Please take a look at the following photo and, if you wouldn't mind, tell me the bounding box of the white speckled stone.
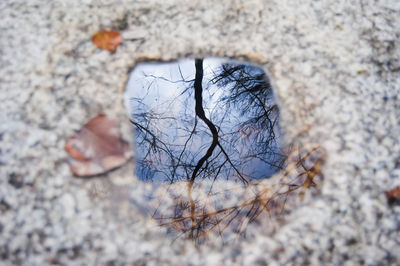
[0,0,399,265]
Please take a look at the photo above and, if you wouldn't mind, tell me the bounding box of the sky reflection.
[124,58,285,183]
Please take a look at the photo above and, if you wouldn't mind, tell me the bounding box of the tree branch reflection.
[125,58,324,241]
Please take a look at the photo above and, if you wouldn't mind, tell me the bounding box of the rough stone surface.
[0,0,399,265]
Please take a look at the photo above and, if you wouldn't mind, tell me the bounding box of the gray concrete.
[0,0,399,265]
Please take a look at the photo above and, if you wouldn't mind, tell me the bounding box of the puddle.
[124,58,286,184]
[123,58,325,240]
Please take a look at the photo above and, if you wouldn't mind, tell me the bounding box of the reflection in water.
[124,58,325,241]
[125,58,285,184]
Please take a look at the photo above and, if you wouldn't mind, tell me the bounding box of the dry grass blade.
[152,145,326,242]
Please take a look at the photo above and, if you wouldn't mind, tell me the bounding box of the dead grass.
[152,144,326,242]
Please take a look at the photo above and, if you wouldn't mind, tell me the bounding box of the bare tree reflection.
[210,63,286,172]
[129,59,285,184]
[127,59,324,241]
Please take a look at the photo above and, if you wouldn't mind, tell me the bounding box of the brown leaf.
[65,114,131,177]
[386,186,400,206]
[91,30,122,51]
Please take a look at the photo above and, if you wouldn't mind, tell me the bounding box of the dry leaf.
[91,30,122,51]
[65,114,131,177]
[386,186,400,206]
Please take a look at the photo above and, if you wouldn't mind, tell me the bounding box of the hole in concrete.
[124,58,286,184]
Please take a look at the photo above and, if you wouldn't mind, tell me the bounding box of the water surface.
[124,58,285,183]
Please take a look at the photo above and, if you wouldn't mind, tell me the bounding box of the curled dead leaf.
[386,186,400,206]
[91,30,122,51]
[65,114,131,177]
